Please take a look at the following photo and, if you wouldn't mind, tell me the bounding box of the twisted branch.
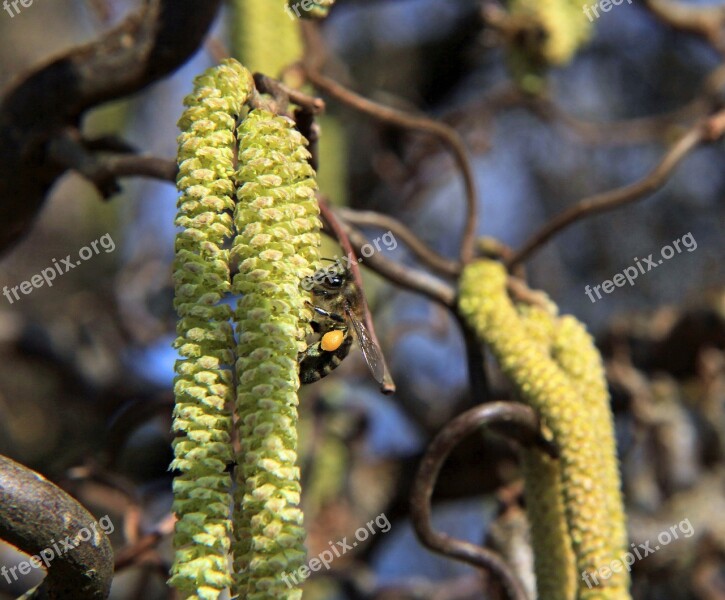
[410,402,557,600]
[0,0,222,253]
[507,110,725,268]
[0,455,114,599]
[336,207,460,277]
[302,66,479,265]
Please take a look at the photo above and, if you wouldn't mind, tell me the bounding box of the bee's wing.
[344,304,386,386]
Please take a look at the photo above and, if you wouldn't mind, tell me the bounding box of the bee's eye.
[326,275,344,287]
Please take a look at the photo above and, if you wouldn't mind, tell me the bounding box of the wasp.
[298,263,386,386]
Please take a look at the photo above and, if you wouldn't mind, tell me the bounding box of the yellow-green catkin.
[458,259,630,600]
[170,60,255,600]
[520,449,577,600]
[518,303,577,600]
[231,109,321,599]
[230,0,303,78]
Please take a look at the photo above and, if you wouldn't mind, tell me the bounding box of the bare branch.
[253,72,325,115]
[0,455,114,599]
[115,514,175,571]
[506,113,723,269]
[302,64,479,265]
[340,220,457,308]
[643,0,725,52]
[410,402,556,600]
[336,207,461,277]
[0,0,222,253]
[47,130,178,196]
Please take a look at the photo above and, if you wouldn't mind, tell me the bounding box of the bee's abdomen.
[298,333,353,384]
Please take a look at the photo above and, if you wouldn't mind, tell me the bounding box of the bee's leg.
[310,305,346,324]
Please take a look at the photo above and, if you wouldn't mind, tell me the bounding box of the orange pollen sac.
[321,330,345,352]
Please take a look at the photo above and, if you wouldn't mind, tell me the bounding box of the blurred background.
[0,0,723,598]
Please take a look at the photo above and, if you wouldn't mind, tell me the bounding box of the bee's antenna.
[321,257,337,263]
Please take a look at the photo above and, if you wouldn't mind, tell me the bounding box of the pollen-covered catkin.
[458,259,630,600]
[170,60,255,600]
[231,109,321,600]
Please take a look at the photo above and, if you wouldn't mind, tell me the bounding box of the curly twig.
[507,112,725,268]
[336,207,461,277]
[302,67,479,265]
[340,221,457,308]
[410,402,557,600]
[643,0,725,52]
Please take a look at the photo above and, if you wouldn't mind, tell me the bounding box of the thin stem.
[643,0,725,52]
[253,72,325,114]
[340,221,457,308]
[336,207,461,276]
[303,68,479,264]
[410,402,556,600]
[507,121,708,269]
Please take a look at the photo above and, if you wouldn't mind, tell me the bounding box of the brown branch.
[253,72,325,115]
[47,130,178,196]
[0,0,222,253]
[114,514,175,571]
[527,93,707,146]
[536,64,725,144]
[410,402,557,600]
[340,221,457,308]
[0,455,114,599]
[302,66,479,265]
[507,113,723,269]
[336,207,461,277]
[98,154,178,183]
[439,61,725,152]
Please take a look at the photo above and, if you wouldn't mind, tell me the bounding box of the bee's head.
[302,261,350,296]
[321,271,345,289]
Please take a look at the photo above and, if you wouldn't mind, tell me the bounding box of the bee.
[298,263,387,386]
